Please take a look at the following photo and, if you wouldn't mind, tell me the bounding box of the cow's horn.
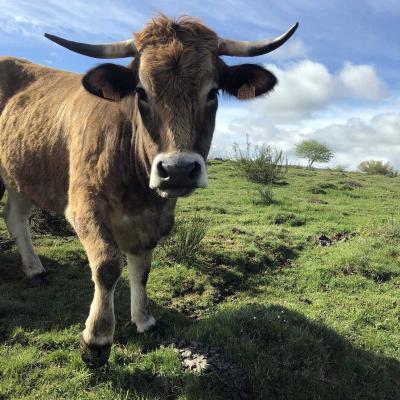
[218,22,299,57]
[44,34,138,58]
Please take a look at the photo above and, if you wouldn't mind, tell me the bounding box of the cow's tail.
[0,177,5,202]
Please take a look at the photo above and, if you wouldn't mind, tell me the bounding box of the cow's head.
[45,16,298,198]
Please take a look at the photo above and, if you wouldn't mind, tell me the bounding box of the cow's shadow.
[0,250,399,400]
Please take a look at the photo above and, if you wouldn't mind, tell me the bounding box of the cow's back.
[0,57,81,212]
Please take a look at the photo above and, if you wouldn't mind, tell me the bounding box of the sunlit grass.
[0,161,399,399]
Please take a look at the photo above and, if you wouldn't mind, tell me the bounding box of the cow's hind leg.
[127,251,156,332]
[3,188,46,282]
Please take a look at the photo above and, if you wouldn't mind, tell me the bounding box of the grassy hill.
[0,161,399,399]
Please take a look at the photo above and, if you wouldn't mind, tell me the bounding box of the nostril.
[157,161,169,178]
[188,161,201,180]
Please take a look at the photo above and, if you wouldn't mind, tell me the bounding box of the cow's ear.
[220,64,277,100]
[82,63,137,101]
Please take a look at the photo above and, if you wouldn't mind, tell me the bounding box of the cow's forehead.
[133,15,219,97]
[133,15,219,53]
[138,45,216,97]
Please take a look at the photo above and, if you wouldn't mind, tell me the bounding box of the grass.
[0,160,399,399]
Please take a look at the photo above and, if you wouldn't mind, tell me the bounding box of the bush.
[233,143,288,185]
[357,160,398,177]
[160,214,209,262]
[252,185,274,205]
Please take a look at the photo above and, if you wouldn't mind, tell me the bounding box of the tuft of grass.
[159,214,209,263]
[339,180,363,191]
[271,213,306,227]
[308,185,327,195]
[318,182,338,190]
[251,185,275,205]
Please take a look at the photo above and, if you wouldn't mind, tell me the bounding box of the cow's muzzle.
[149,152,208,198]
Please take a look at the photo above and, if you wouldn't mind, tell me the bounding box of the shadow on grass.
[0,251,399,399]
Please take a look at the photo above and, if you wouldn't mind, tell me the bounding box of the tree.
[358,160,397,177]
[295,140,333,168]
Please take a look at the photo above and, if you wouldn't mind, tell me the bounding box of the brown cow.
[0,15,298,366]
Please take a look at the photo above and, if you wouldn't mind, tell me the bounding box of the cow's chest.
[110,203,175,255]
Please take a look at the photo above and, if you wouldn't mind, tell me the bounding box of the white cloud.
[252,60,337,123]
[211,59,396,169]
[339,62,388,100]
[250,60,389,124]
[314,113,400,168]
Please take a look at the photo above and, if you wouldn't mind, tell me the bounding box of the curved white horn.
[218,22,299,57]
[44,33,138,58]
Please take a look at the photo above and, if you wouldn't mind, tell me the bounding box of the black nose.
[157,160,201,187]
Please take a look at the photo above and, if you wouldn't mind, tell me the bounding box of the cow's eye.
[136,87,148,103]
[207,88,219,102]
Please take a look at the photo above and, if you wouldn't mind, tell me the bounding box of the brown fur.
[0,16,279,362]
[0,17,219,358]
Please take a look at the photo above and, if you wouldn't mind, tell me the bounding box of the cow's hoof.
[80,334,111,368]
[136,315,157,333]
[145,317,167,337]
[28,272,49,287]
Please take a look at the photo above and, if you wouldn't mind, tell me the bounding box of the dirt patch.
[315,232,356,246]
[164,339,252,399]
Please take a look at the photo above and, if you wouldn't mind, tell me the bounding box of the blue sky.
[1,0,399,169]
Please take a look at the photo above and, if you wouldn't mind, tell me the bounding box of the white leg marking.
[82,285,116,346]
[127,251,156,332]
[4,189,45,279]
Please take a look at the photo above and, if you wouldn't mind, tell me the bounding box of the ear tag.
[237,84,256,99]
[102,85,120,101]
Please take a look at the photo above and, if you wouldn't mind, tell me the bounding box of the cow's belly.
[0,67,76,213]
[110,201,176,254]
[0,114,69,213]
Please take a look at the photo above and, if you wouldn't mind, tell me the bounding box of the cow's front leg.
[127,250,156,332]
[67,204,122,367]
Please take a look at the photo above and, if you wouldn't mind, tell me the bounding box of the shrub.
[233,142,288,185]
[357,160,398,177]
[252,185,274,205]
[160,214,209,262]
